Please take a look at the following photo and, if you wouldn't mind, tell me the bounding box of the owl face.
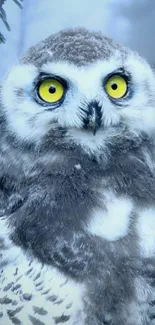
[1,28,155,155]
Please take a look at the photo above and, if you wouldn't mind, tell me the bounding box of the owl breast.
[0,246,86,325]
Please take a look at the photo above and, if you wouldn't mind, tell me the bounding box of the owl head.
[1,28,155,157]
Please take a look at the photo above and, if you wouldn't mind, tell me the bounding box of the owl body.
[0,132,154,325]
[0,28,155,324]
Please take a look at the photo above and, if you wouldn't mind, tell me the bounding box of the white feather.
[87,192,133,240]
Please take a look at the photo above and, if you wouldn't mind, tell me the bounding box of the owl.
[0,28,155,325]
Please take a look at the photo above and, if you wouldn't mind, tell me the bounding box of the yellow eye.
[105,75,128,99]
[38,79,65,103]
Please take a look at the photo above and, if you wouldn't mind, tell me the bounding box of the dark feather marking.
[0,296,12,304]
[13,268,18,276]
[10,316,21,324]
[7,306,23,317]
[12,284,21,291]
[22,293,32,301]
[42,289,51,295]
[53,299,63,305]
[46,295,57,302]
[66,303,72,309]
[33,272,41,281]
[33,306,48,315]
[54,315,70,324]
[3,282,13,291]
[15,276,22,282]
[60,279,68,287]
[35,281,43,288]
[29,315,45,325]
[12,300,18,306]
[26,267,33,275]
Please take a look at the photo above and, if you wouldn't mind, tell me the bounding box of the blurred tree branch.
[0,0,23,43]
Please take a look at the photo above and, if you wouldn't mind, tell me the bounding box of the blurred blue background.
[0,0,155,78]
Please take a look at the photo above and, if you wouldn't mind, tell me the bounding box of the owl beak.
[82,100,102,135]
[88,108,99,136]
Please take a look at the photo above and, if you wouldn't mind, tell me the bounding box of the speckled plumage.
[0,240,86,325]
[20,28,125,67]
[0,28,155,324]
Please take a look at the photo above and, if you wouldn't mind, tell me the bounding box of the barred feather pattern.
[0,250,86,325]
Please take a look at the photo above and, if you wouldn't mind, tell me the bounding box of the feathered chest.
[0,247,86,325]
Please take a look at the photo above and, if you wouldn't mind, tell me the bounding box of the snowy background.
[0,0,155,78]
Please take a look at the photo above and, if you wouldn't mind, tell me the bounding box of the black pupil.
[111,83,118,90]
[49,86,56,94]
